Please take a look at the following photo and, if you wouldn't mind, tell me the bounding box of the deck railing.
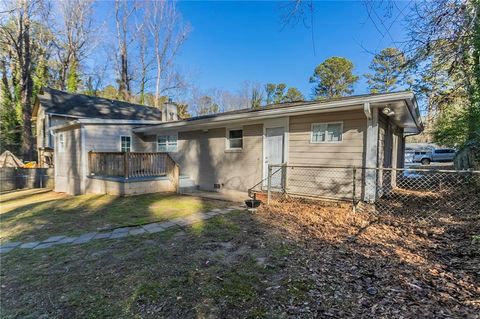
[88,151,178,180]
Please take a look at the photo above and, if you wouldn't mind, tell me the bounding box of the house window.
[311,122,343,143]
[58,133,65,152]
[227,129,243,150]
[121,136,131,152]
[157,134,178,152]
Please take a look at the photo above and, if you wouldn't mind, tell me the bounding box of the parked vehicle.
[414,148,456,165]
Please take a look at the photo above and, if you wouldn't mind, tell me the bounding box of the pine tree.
[364,47,407,93]
[310,57,359,99]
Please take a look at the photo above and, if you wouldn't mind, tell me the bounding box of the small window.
[57,133,65,152]
[311,122,343,143]
[157,134,178,152]
[227,129,243,150]
[121,136,131,152]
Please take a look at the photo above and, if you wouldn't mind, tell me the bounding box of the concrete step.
[179,186,199,193]
[179,176,198,193]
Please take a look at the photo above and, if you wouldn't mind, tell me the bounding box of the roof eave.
[134,91,416,134]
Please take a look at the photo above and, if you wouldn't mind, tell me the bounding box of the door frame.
[262,117,289,182]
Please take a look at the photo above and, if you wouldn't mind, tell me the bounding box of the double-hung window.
[227,129,243,150]
[311,122,343,143]
[157,134,178,152]
[120,136,131,152]
[57,133,65,152]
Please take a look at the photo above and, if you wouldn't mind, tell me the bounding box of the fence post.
[352,166,356,213]
[267,165,272,205]
[281,164,288,194]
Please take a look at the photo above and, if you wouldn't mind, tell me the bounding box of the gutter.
[50,118,163,132]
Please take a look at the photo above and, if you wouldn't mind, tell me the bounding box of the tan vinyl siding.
[171,124,263,192]
[288,110,366,167]
[54,126,83,194]
[84,124,153,152]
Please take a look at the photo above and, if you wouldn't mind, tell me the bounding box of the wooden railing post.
[88,151,92,176]
[124,152,129,179]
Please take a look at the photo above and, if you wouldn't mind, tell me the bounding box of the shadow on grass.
[0,190,230,243]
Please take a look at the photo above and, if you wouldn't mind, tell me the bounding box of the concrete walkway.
[0,205,244,254]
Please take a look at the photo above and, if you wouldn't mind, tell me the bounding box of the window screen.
[311,123,343,143]
[157,135,178,152]
[121,136,131,152]
[228,129,243,149]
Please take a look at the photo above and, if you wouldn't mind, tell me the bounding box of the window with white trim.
[58,133,65,152]
[157,134,178,152]
[120,136,131,152]
[311,122,343,143]
[227,129,243,150]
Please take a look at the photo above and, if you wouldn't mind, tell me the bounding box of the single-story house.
[33,87,178,167]
[51,90,423,201]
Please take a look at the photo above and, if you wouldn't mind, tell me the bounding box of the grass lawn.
[1,193,478,318]
[0,189,231,244]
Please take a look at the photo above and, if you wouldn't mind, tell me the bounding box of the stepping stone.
[43,235,66,243]
[72,232,97,244]
[129,227,146,236]
[94,232,112,240]
[212,208,222,212]
[142,223,163,231]
[110,231,129,239]
[56,236,77,244]
[157,221,176,229]
[204,211,219,217]
[112,227,131,234]
[20,242,40,249]
[170,218,191,226]
[33,242,56,250]
[0,242,22,249]
[143,225,164,234]
[0,247,14,254]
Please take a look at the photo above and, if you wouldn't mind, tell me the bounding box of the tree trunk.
[19,0,34,160]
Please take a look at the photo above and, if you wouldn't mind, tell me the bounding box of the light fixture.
[382,107,395,117]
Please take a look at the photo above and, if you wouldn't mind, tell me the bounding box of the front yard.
[1,190,479,318]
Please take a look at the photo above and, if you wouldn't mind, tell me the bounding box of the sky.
[175,0,410,98]
[92,0,411,99]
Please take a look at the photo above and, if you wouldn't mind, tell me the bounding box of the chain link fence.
[258,164,480,220]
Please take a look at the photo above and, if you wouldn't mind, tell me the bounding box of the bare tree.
[54,0,95,90]
[146,0,189,107]
[114,0,135,101]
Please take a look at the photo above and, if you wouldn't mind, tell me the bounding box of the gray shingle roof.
[36,87,163,120]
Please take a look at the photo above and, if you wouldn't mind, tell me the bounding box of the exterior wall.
[287,110,367,199]
[288,110,367,167]
[54,125,83,195]
[84,124,152,152]
[36,107,46,150]
[171,124,263,192]
[85,177,175,195]
[54,124,160,195]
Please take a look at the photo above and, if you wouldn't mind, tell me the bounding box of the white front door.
[264,127,285,188]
